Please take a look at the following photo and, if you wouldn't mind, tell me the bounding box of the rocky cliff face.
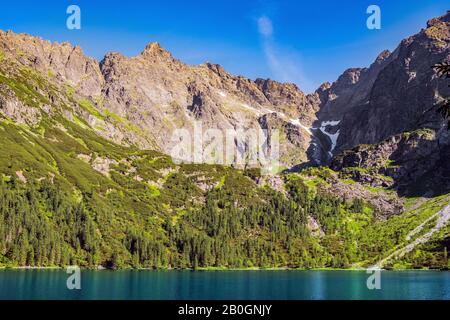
[316,12,449,157]
[0,31,319,170]
[0,31,104,97]
[331,127,450,196]
[312,12,450,196]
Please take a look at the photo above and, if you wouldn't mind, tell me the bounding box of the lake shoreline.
[1,265,448,272]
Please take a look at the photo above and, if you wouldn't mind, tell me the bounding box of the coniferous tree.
[433,62,450,129]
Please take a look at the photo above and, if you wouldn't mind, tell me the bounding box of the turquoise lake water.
[0,270,449,300]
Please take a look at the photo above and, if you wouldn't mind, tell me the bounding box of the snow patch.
[321,120,341,127]
[319,120,341,155]
[289,119,312,135]
[218,91,227,97]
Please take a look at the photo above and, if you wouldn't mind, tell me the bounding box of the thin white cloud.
[256,15,314,92]
[263,42,314,91]
[257,16,273,37]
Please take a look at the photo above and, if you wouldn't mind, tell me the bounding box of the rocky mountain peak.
[140,42,174,61]
[315,82,331,103]
[255,78,306,106]
[336,68,364,87]
[423,11,449,43]
[374,50,391,64]
[255,78,299,91]
[204,62,228,77]
[317,82,331,91]
[102,51,126,61]
[317,10,449,164]
[427,11,450,28]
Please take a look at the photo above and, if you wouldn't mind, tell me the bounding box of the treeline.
[0,174,414,269]
[0,179,100,267]
[121,178,368,269]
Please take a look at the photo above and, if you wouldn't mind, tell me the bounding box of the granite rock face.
[314,12,450,195]
[0,31,319,169]
[316,12,450,158]
[331,128,450,196]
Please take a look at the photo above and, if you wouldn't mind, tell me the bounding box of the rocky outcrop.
[0,30,104,97]
[322,179,404,219]
[255,78,319,122]
[331,127,450,196]
[0,84,41,126]
[303,11,450,198]
[258,112,311,165]
[316,12,450,158]
[303,170,404,218]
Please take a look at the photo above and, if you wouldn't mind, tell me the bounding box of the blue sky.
[0,0,448,92]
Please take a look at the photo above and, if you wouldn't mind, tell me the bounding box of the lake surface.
[0,270,449,300]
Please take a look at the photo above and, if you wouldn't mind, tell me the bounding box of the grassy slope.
[286,168,450,269]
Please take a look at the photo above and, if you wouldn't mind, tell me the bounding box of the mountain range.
[0,12,448,270]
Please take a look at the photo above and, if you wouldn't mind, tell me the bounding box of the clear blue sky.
[0,0,448,92]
